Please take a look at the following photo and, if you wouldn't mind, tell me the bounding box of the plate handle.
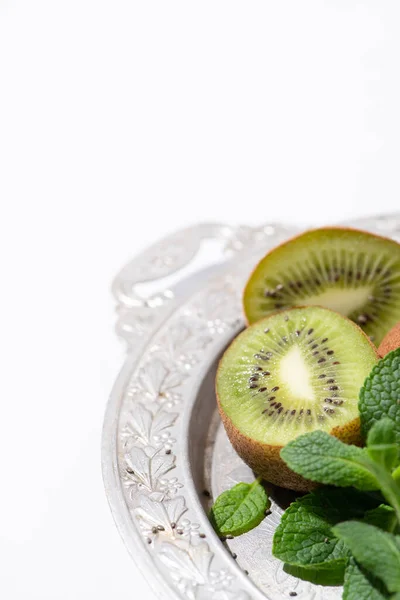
[112,221,298,348]
[112,223,236,347]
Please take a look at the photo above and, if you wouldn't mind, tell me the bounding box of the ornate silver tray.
[102,215,400,600]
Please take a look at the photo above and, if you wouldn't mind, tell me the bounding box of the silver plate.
[102,215,400,600]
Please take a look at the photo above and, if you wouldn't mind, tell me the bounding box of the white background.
[1,1,400,599]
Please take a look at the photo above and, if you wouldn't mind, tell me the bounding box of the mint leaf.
[359,348,400,442]
[367,418,399,471]
[343,557,390,600]
[272,488,377,570]
[364,505,397,533]
[280,431,380,490]
[209,479,269,537]
[333,521,400,594]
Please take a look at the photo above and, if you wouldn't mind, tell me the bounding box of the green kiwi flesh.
[243,228,400,345]
[216,306,378,489]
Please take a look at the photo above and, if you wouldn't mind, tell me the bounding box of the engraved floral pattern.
[119,276,248,599]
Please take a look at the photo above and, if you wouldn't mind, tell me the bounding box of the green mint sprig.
[272,350,400,599]
[209,478,269,537]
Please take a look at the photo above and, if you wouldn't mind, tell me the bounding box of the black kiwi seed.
[329,386,339,391]
[271,386,279,392]
[308,328,314,335]
[249,384,258,389]
[268,396,276,402]
[318,374,326,379]
[327,350,334,355]
[259,387,267,392]
[321,338,328,343]
[262,371,270,376]
[318,358,326,363]
[327,378,334,383]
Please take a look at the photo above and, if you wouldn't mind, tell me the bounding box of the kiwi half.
[243,228,400,345]
[216,306,378,491]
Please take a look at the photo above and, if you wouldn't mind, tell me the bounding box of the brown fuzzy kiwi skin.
[217,391,362,492]
[378,322,400,357]
[242,226,400,326]
[216,306,379,492]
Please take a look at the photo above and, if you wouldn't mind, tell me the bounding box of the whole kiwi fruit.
[378,322,400,357]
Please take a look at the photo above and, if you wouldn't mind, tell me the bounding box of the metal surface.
[102,215,400,600]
